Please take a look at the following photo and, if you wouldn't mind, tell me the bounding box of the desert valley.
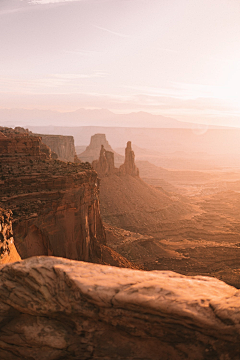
[0,122,240,359]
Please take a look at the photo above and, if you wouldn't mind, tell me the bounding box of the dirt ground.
[102,166,240,289]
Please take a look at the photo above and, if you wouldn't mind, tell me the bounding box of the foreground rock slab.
[0,257,239,360]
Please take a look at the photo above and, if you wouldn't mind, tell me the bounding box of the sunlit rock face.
[37,134,78,163]
[0,256,239,360]
[92,145,116,177]
[92,141,139,178]
[119,141,139,177]
[0,127,106,263]
[0,208,21,264]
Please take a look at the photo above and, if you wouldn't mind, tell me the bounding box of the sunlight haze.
[1,0,240,127]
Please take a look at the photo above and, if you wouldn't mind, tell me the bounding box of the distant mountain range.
[0,107,227,129]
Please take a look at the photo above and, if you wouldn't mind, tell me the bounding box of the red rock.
[119,141,139,176]
[0,256,239,359]
[0,208,21,264]
[92,140,139,177]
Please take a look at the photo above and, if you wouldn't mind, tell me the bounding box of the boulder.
[0,256,239,360]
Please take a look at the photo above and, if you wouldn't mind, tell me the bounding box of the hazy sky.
[1,0,240,126]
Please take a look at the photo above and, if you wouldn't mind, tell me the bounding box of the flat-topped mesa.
[0,208,21,264]
[0,126,80,163]
[79,133,115,163]
[78,133,124,166]
[36,134,79,163]
[89,133,112,150]
[119,141,139,176]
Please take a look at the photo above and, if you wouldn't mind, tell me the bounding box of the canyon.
[0,127,240,359]
[0,127,135,269]
[81,134,240,289]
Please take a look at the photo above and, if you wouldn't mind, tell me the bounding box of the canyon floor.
[101,162,240,289]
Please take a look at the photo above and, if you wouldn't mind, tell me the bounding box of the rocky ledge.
[0,256,239,360]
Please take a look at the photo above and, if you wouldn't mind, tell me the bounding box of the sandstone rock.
[0,208,21,264]
[37,134,78,163]
[0,130,49,161]
[0,256,239,359]
[93,141,139,178]
[92,145,116,177]
[119,141,139,176]
[79,133,124,164]
[0,128,106,263]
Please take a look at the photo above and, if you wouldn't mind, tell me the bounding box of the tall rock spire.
[119,141,139,177]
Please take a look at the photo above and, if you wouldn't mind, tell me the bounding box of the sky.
[1,0,240,126]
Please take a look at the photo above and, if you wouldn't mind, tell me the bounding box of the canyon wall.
[0,127,105,263]
[0,256,239,360]
[38,134,77,163]
[0,126,79,163]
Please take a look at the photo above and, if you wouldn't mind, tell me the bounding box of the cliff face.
[0,127,51,161]
[0,208,21,264]
[0,127,105,263]
[0,126,79,163]
[0,256,239,360]
[38,134,78,163]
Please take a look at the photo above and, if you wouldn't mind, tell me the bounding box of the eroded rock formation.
[0,126,80,163]
[0,127,105,262]
[0,127,136,268]
[38,134,78,163]
[92,141,139,178]
[78,133,124,164]
[92,145,117,177]
[0,208,21,264]
[0,127,52,161]
[119,141,139,176]
[0,256,239,360]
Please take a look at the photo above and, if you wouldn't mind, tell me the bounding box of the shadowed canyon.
[0,126,240,359]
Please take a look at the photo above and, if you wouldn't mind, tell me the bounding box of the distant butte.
[78,133,124,165]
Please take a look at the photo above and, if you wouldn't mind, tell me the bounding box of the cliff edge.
[0,127,105,262]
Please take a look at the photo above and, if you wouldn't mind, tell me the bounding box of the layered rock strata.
[0,208,21,264]
[0,127,52,161]
[37,134,78,163]
[0,128,105,262]
[0,256,239,360]
[0,126,80,163]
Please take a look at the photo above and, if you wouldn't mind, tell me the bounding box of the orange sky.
[1,0,240,127]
